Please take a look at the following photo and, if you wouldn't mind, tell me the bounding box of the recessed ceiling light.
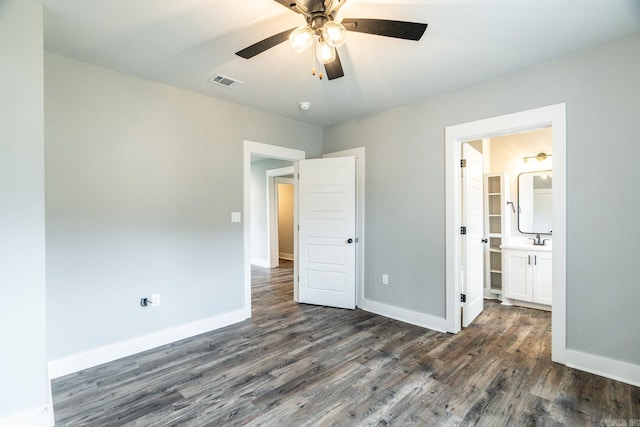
[299,101,311,110]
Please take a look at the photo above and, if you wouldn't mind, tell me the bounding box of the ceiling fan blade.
[341,18,427,41]
[235,28,296,59]
[324,50,344,80]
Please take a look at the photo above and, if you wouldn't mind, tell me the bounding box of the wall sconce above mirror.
[518,170,552,234]
[523,152,552,163]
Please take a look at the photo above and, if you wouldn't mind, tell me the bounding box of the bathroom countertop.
[501,243,552,252]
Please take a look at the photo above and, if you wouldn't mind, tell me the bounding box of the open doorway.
[243,142,366,315]
[274,177,295,263]
[249,158,294,268]
[243,141,305,316]
[266,166,295,268]
[461,128,554,328]
[446,103,567,364]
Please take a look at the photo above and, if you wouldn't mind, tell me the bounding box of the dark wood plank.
[52,260,640,426]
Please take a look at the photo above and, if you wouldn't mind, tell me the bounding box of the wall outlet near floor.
[150,293,160,307]
[382,274,389,285]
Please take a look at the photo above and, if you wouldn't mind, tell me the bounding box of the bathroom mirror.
[518,170,552,234]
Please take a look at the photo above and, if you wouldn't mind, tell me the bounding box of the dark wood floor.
[52,260,639,426]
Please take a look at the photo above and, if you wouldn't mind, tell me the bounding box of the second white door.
[298,157,356,309]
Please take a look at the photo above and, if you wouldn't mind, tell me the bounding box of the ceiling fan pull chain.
[311,40,316,76]
[312,37,323,80]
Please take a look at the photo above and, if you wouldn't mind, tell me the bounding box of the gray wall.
[0,0,50,420]
[324,33,640,365]
[45,53,322,360]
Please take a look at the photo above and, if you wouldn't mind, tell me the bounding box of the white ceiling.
[42,0,640,127]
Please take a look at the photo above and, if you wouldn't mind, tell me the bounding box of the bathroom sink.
[501,238,552,251]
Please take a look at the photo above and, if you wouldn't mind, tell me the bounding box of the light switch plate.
[231,212,241,223]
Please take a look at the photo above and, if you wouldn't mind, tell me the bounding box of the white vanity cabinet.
[502,246,552,307]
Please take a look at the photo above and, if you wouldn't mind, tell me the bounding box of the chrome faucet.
[529,234,549,246]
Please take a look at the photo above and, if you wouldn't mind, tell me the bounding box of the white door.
[461,144,484,327]
[298,157,356,309]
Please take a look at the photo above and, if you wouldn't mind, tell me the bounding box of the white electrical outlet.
[231,212,241,223]
[382,274,389,285]
[151,293,160,307]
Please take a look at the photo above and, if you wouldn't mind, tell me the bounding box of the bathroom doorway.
[445,103,567,364]
[461,132,554,327]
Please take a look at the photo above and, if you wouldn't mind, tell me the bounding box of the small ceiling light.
[299,101,311,110]
[316,38,336,64]
[289,26,314,53]
[322,21,347,47]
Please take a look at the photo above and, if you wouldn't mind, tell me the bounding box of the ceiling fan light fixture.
[322,21,347,47]
[316,38,336,64]
[289,25,314,53]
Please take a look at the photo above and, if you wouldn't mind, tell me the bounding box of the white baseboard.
[48,308,249,379]
[361,298,447,333]
[279,252,294,261]
[0,404,54,427]
[566,349,640,388]
[251,257,270,268]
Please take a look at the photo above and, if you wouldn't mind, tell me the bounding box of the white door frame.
[244,141,305,315]
[267,166,295,268]
[323,147,365,308]
[445,103,567,364]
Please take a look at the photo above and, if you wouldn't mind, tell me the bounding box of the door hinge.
[460,226,467,235]
[461,294,467,303]
[460,159,467,168]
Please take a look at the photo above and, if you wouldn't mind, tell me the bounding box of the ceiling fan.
[235,0,428,80]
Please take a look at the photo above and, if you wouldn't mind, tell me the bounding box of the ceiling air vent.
[208,74,244,89]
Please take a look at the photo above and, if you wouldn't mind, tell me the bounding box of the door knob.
[346,238,354,244]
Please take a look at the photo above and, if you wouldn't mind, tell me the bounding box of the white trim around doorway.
[444,103,567,364]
